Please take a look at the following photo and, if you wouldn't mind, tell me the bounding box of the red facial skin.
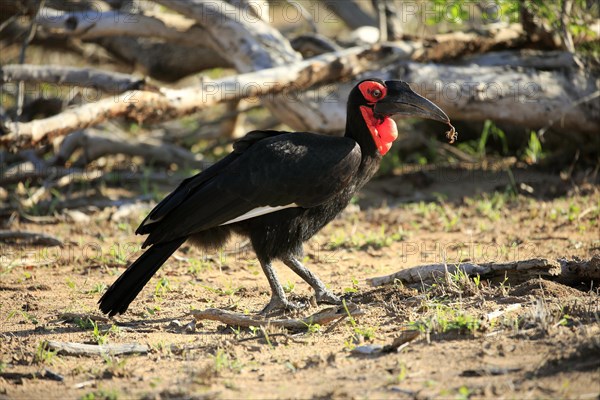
[357,81,398,156]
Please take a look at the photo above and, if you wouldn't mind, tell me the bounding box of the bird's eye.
[372,89,382,98]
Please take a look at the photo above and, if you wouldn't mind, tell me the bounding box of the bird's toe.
[315,290,341,305]
[259,296,301,316]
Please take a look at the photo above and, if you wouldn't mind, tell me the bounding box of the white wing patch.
[219,204,300,226]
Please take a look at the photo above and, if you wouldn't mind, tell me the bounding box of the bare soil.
[1,164,599,399]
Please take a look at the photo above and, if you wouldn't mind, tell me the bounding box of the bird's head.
[348,78,455,155]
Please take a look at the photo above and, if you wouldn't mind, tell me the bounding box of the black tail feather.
[99,237,187,316]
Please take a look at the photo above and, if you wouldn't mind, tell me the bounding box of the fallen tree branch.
[367,259,559,287]
[559,255,600,285]
[367,257,600,287]
[33,194,154,214]
[413,23,526,62]
[153,0,380,133]
[0,230,63,247]
[396,61,599,137]
[0,369,64,383]
[0,159,187,187]
[53,129,205,167]
[191,304,365,331]
[1,45,388,148]
[461,49,580,69]
[1,64,147,93]
[36,7,217,48]
[44,341,148,356]
[1,7,232,82]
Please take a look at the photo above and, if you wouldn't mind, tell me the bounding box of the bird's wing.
[139,131,361,246]
[137,130,288,235]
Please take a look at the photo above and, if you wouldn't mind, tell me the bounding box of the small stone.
[184,320,196,333]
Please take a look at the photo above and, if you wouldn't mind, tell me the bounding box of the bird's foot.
[315,289,341,305]
[259,296,301,317]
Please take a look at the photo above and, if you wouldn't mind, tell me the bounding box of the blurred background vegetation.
[0,0,598,217]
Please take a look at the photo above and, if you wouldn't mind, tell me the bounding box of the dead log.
[367,256,600,287]
[44,341,148,356]
[413,23,527,62]
[35,8,214,47]
[1,64,147,94]
[2,1,233,79]
[53,129,205,168]
[1,45,388,148]
[191,304,364,331]
[558,256,600,285]
[397,61,599,138]
[367,258,562,287]
[460,49,580,69]
[153,0,351,133]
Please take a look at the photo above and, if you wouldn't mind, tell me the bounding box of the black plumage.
[99,79,451,316]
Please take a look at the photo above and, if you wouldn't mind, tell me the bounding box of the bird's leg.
[283,257,340,305]
[258,258,299,315]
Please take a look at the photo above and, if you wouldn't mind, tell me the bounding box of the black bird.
[99,79,453,316]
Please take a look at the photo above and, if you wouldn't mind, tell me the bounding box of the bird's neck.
[344,107,387,184]
[345,105,397,158]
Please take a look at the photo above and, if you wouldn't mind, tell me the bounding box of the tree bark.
[322,0,377,29]
[367,256,600,287]
[153,0,352,132]
[35,8,213,46]
[395,61,599,138]
[1,64,147,93]
[367,258,562,286]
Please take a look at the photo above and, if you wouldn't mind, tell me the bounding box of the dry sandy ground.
[1,165,599,399]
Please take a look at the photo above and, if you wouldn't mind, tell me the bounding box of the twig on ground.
[237,332,306,344]
[191,304,365,331]
[56,313,110,324]
[22,194,154,215]
[44,341,148,356]
[0,230,63,247]
[484,304,523,322]
[322,313,350,334]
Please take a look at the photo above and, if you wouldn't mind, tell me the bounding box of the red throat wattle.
[359,106,398,155]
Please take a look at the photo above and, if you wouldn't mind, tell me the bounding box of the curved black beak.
[374,80,449,123]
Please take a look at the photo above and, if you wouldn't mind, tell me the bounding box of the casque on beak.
[374,80,449,124]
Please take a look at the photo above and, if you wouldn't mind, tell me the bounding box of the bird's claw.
[315,290,341,305]
[259,296,301,317]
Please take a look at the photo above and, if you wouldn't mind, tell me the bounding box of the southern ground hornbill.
[99,79,455,316]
